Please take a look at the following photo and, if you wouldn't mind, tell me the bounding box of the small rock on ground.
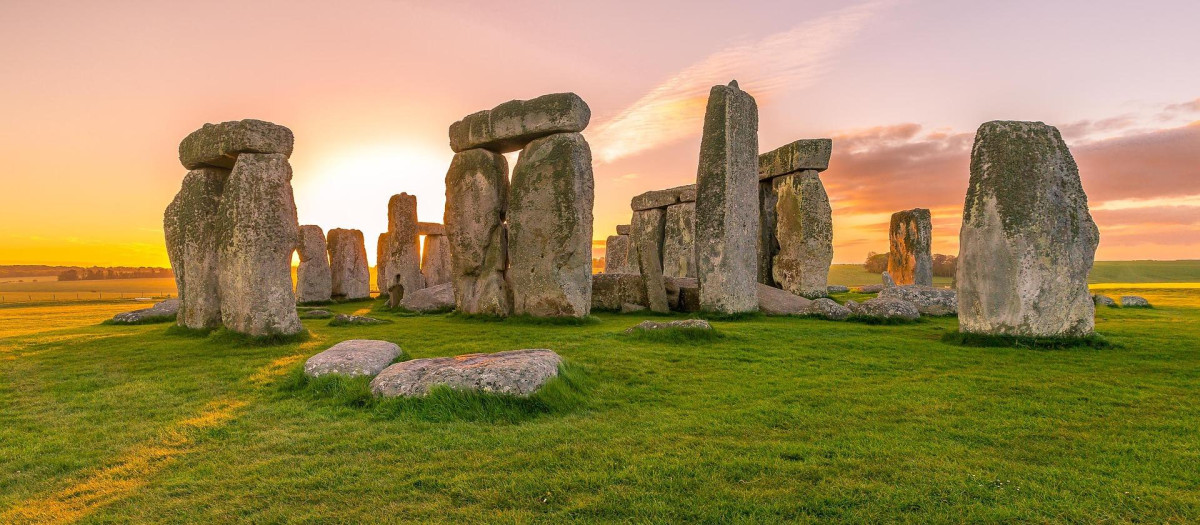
[370,349,563,397]
[110,299,180,324]
[1092,294,1117,307]
[304,339,402,378]
[624,319,713,333]
[1120,295,1151,308]
[846,297,920,321]
[330,313,390,326]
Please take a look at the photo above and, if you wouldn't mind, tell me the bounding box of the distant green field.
[828,260,1200,287]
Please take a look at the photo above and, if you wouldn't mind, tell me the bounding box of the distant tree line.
[863,252,957,277]
[57,267,174,281]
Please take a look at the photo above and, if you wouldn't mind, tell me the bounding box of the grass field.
[1,286,1198,522]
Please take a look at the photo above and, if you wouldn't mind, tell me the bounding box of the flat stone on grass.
[370,349,563,397]
[109,299,180,324]
[304,339,402,378]
[329,314,391,326]
[1120,296,1151,308]
[624,319,713,333]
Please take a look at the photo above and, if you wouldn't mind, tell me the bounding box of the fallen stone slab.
[854,284,884,294]
[631,184,696,211]
[758,139,832,180]
[370,349,563,397]
[757,283,813,316]
[1120,296,1151,308]
[878,285,957,316]
[400,283,455,312]
[620,303,647,314]
[827,285,850,294]
[109,299,180,324]
[329,314,391,326]
[624,319,712,333]
[304,339,402,378]
[179,119,294,170]
[846,297,920,321]
[1092,294,1116,307]
[299,309,333,319]
[798,298,851,321]
[450,93,591,153]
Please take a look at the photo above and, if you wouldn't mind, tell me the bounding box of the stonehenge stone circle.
[327,228,371,301]
[164,166,228,330]
[178,119,294,170]
[304,339,402,378]
[632,208,669,313]
[770,170,834,298]
[371,349,563,397]
[382,193,425,305]
[420,231,452,287]
[604,234,635,274]
[695,81,759,313]
[295,225,332,304]
[375,232,390,297]
[449,93,591,153]
[216,153,302,337]
[662,201,696,278]
[508,132,595,317]
[888,208,933,286]
[444,148,511,315]
[956,121,1099,337]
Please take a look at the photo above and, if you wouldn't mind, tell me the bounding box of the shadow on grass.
[625,327,724,343]
[277,363,592,423]
[690,311,763,322]
[164,324,219,338]
[846,315,923,326]
[207,328,312,347]
[941,331,1115,349]
[447,312,601,326]
[100,314,177,326]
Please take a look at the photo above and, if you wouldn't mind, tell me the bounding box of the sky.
[0,0,1197,266]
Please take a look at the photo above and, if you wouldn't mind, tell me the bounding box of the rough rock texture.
[625,319,712,333]
[1121,295,1151,308]
[631,184,696,211]
[327,228,371,301]
[757,180,778,285]
[632,208,669,313]
[855,284,884,294]
[304,340,401,378]
[216,153,302,336]
[662,203,696,279]
[376,232,390,297]
[846,297,921,321]
[179,119,294,170]
[878,285,957,315]
[799,298,851,320]
[164,166,228,330]
[384,193,424,303]
[672,277,702,313]
[110,299,180,324]
[299,309,333,319]
[371,349,562,397]
[1092,294,1116,307]
[616,224,631,235]
[400,282,455,312]
[445,149,510,316]
[450,93,591,153]
[330,314,390,326]
[888,208,933,286]
[882,271,896,288]
[417,222,445,236]
[620,303,647,314]
[421,234,452,287]
[757,283,813,316]
[827,285,850,294]
[957,121,1099,337]
[508,133,594,317]
[695,81,759,313]
[758,139,832,180]
[590,273,649,311]
[770,171,833,298]
[604,235,635,274]
[295,225,332,303]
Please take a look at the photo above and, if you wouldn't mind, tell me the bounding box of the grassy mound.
[941,331,1114,349]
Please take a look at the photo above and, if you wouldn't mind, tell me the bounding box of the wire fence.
[0,291,175,304]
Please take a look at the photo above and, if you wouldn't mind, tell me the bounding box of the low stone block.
[615,224,631,235]
[1120,295,1151,308]
[624,319,712,333]
[304,339,402,378]
[371,349,562,397]
[878,285,957,315]
[109,299,180,324]
[400,282,455,312]
[757,283,813,316]
[846,297,920,321]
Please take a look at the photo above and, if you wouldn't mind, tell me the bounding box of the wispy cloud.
[587,1,893,164]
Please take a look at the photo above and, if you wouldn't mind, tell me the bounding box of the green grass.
[941,331,1114,349]
[1,290,1199,522]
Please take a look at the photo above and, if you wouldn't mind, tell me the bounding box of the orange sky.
[1,1,1198,267]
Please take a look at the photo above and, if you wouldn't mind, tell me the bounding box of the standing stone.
[327,228,370,300]
[957,121,1099,337]
[888,208,933,286]
[770,171,833,298]
[375,232,390,297]
[632,208,668,313]
[421,234,452,287]
[216,153,302,336]
[295,225,332,303]
[605,234,635,274]
[449,93,591,153]
[508,133,594,317]
[695,81,759,313]
[444,148,510,316]
[662,202,696,278]
[164,166,228,330]
[757,180,778,285]
[384,193,424,303]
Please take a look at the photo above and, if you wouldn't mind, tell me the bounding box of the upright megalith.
[604,234,635,274]
[631,208,669,313]
[695,80,759,313]
[449,93,591,153]
[327,228,370,301]
[957,121,1099,337]
[508,132,594,317]
[296,225,332,303]
[216,153,302,336]
[444,148,510,315]
[662,201,696,278]
[375,232,390,297]
[164,166,228,330]
[179,119,294,170]
[420,230,452,287]
[383,193,424,304]
[888,208,933,286]
[758,139,833,298]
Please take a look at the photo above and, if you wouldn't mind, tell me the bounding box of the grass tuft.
[208,327,312,347]
[100,314,177,326]
[626,326,724,343]
[941,331,1115,349]
[447,312,601,326]
[692,310,763,322]
[846,315,922,325]
[163,324,218,338]
[327,316,392,327]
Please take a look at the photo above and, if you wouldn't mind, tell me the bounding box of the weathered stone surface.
[179,119,294,170]
[296,225,332,304]
[888,208,933,286]
[445,149,510,316]
[450,93,591,153]
[620,303,647,314]
[615,224,631,235]
[827,285,850,294]
[757,283,813,316]
[882,271,896,288]
[631,184,696,211]
[327,228,371,301]
[632,208,669,313]
[957,121,1099,337]
[299,309,333,319]
[330,314,390,326]
[757,180,778,285]
[770,170,833,299]
[384,193,424,304]
[662,203,696,279]
[846,297,920,321]
[673,277,701,313]
[421,234,452,287]
[695,81,759,313]
[164,166,228,330]
[508,133,594,317]
[854,284,884,294]
[371,349,562,397]
[799,298,851,320]
[304,339,401,378]
[376,232,390,297]
[1092,294,1116,307]
[1121,295,1151,308]
[590,273,649,311]
[604,235,636,274]
[216,153,302,336]
[625,319,712,333]
[417,222,445,236]
[878,285,957,315]
[758,139,832,180]
[110,299,180,324]
[400,282,456,313]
